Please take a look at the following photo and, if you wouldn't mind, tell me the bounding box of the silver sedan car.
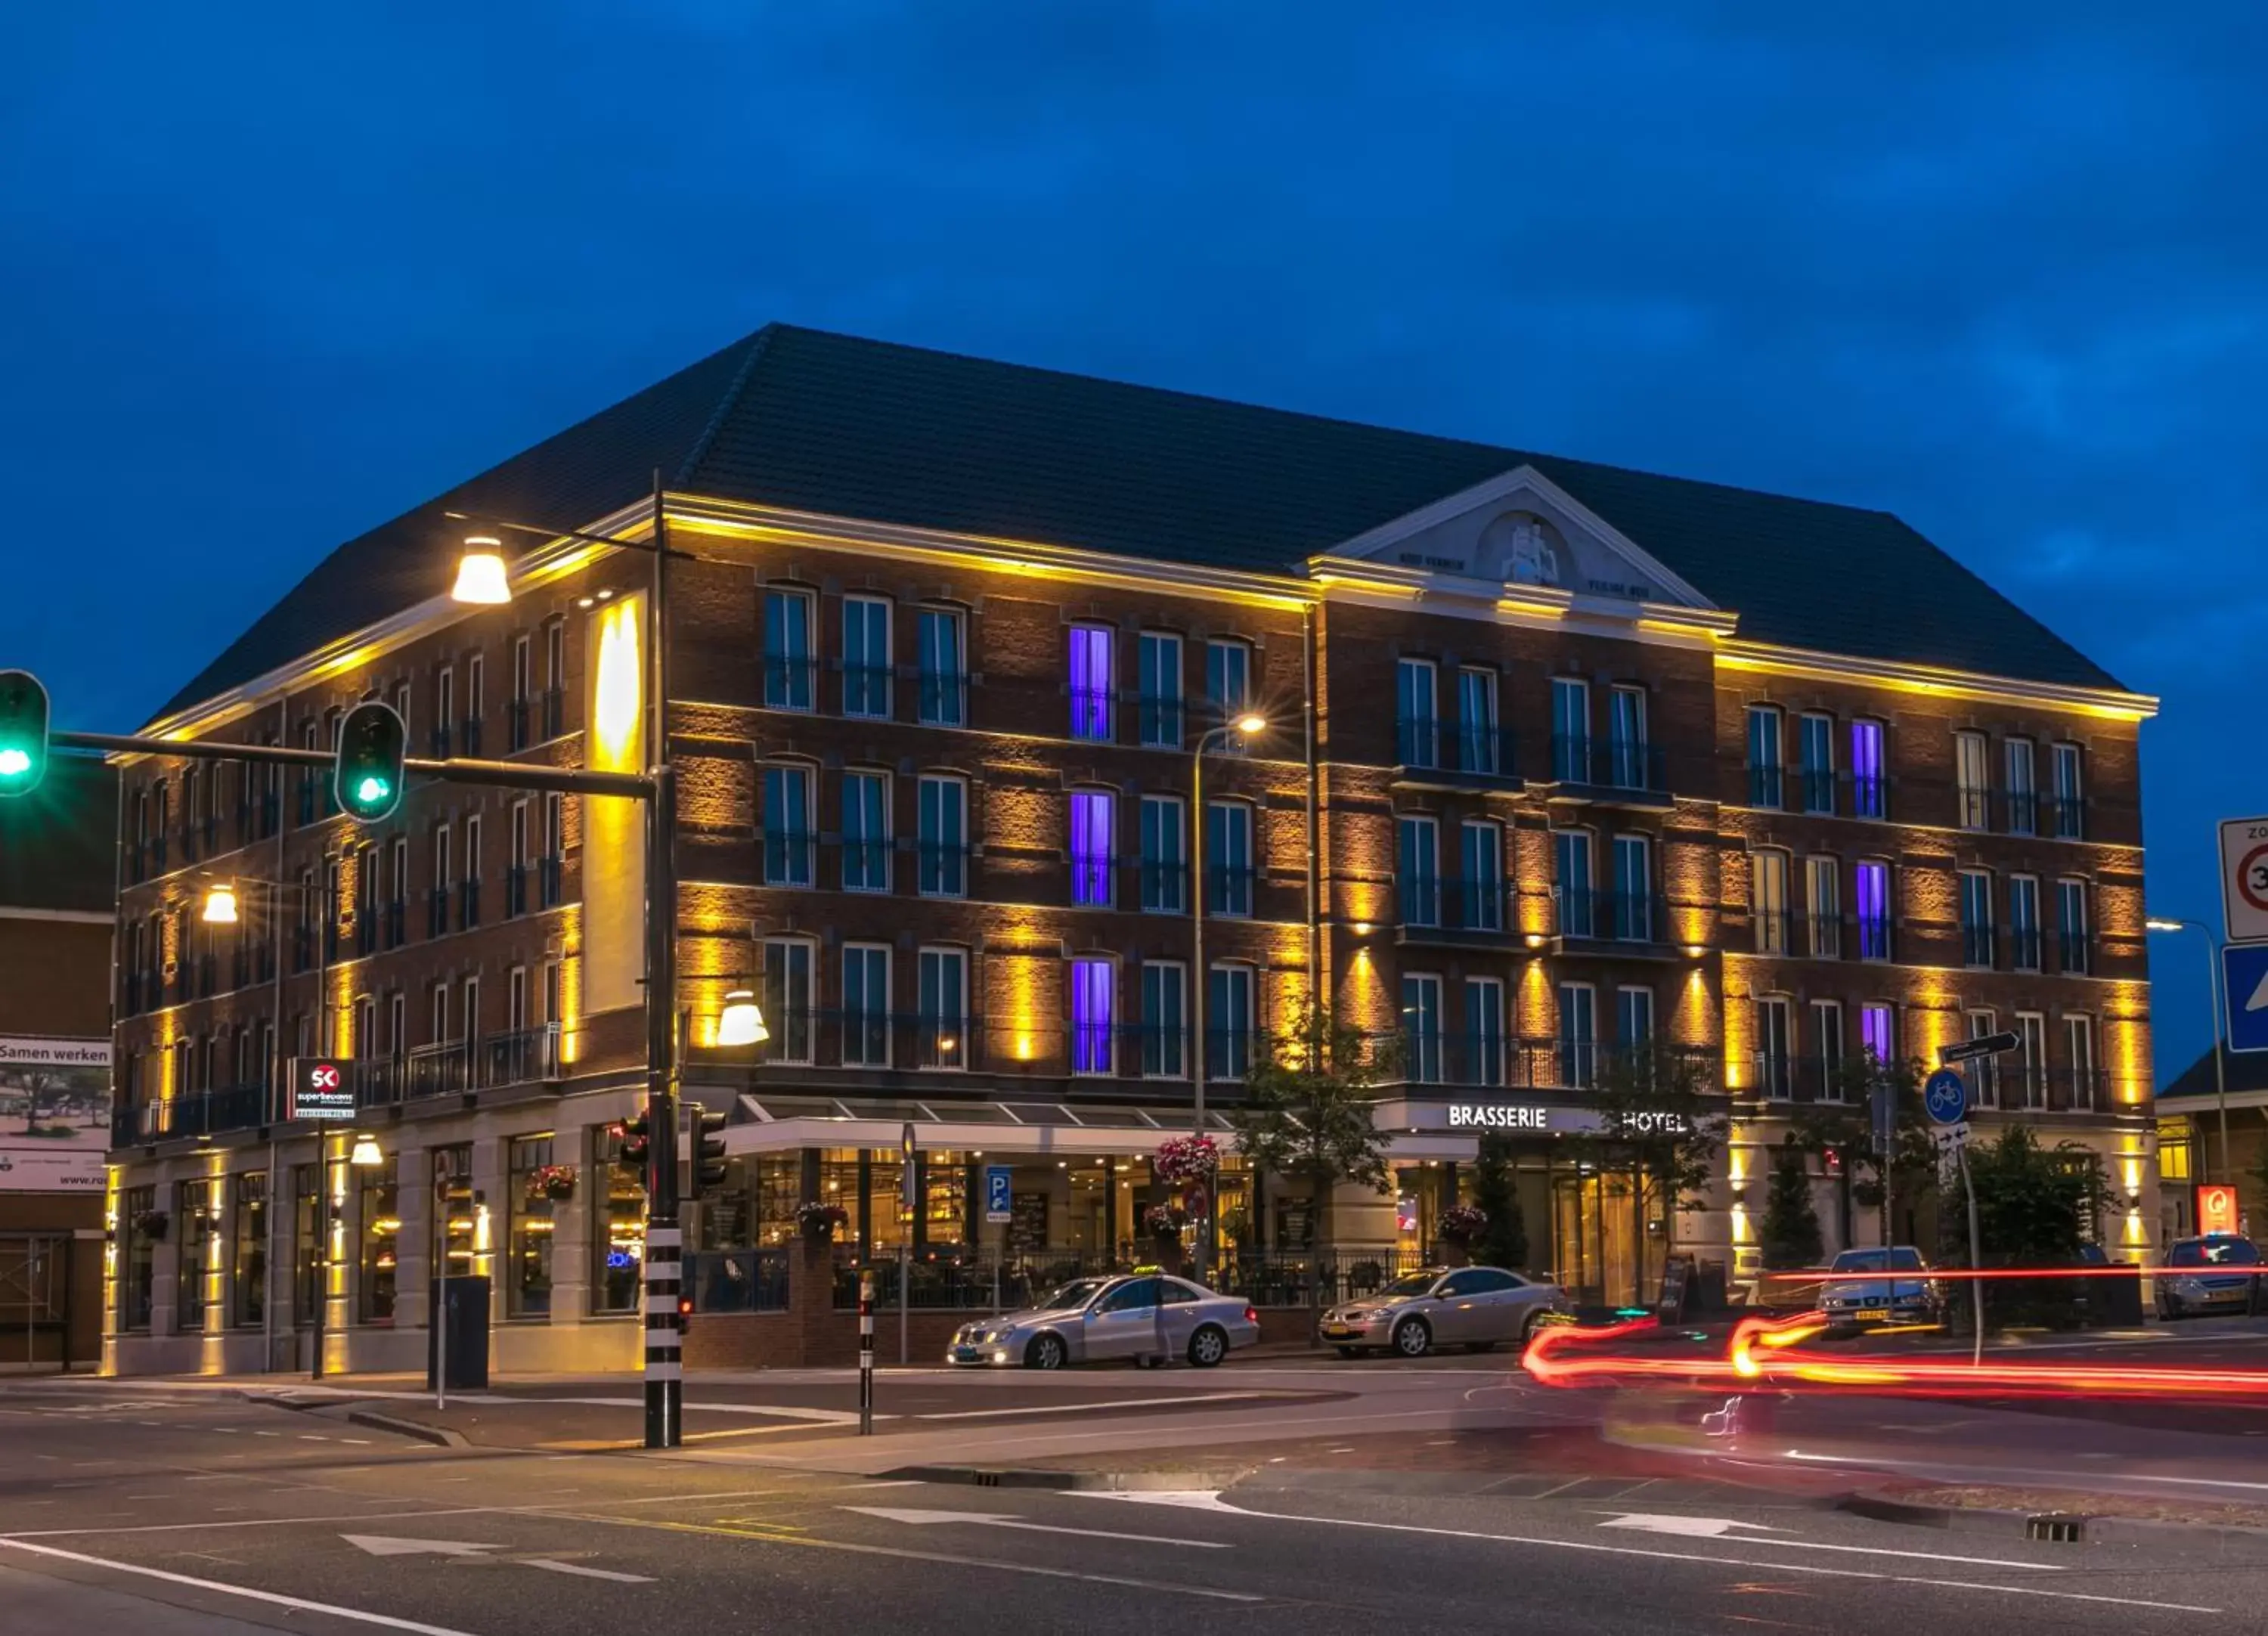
[1320,1266,1569,1358]
[947,1274,1260,1369]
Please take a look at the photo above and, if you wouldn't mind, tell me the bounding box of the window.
[1859,1002,1895,1066]
[841,770,890,892]
[1205,638,1251,726]
[1396,658,1438,768]
[1607,686,1648,790]
[763,587,816,711]
[541,792,563,906]
[1799,713,1836,813]
[1068,625,1114,740]
[1854,860,1892,961]
[358,1155,398,1324]
[429,823,452,938]
[587,1131,641,1313]
[429,981,448,1048]
[507,800,531,916]
[1557,983,1597,1088]
[1142,961,1186,1078]
[1138,631,1183,747]
[1459,820,1502,933]
[1755,996,1793,1099]
[1139,794,1185,913]
[2015,1012,2048,1110]
[1954,731,1991,829]
[461,814,483,930]
[1851,719,1888,819]
[916,947,967,1070]
[1805,856,1841,959]
[506,1135,554,1318]
[2057,878,2091,974]
[1402,974,1443,1084]
[1070,789,1115,907]
[1206,801,1253,916]
[2009,875,2042,971]
[288,1167,321,1328]
[544,619,565,738]
[1555,829,1594,937]
[2004,738,2037,835]
[387,992,406,1057]
[1610,834,1651,941]
[843,944,891,1067]
[1966,1010,2000,1108]
[1551,677,1590,782]
[1616,986,1654,1055]
[1207,964,1255,1081]
[1746,705,1784,808]
[2065,1015,2097,1110]
[2050,742,2085,838]
[917,607,967,727]
[1467,977,1506,1087]
[761,937,815,1064]
[175,1179,210,1332]
[1752,847,1790,956]
[1813,1000,1846,1101]
[1959,870,1995,967]
[1398,815,1439,927]
[1457,667,1501,775]
[460,974,479,1044]
[916,774,968,897]
[763,764,814,886]
[841,596,892,718]
[1070,957,1114,1074]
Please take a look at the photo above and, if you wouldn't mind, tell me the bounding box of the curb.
[1839,1489,2268,1551]
[882,1464,1246,1492]
[344,1408,469,1449]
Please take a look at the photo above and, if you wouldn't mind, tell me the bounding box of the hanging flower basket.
[527,1163,578,1204]
[1438,1203,1488,1249]
[797,1201,849,1242]
[135,1210,169,1241]
[1142,1201,1186,1238]
[1152,1134,1219,1185]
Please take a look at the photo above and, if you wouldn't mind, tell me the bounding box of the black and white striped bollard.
[858,1268,875,1436]
[644,1222,683,1448]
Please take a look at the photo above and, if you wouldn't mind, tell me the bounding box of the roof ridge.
[673,325,777,490]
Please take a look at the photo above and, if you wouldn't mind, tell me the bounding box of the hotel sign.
[1445,1103,1689,1137]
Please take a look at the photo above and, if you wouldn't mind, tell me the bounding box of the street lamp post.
[1190,712,1267,1281]
[2148,917,2229,1185]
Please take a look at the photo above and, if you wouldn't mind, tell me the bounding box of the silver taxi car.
[1320,1266,1569,1358]
[947,1273,1260,1369]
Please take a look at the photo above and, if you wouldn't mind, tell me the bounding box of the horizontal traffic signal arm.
[54,730,654,800]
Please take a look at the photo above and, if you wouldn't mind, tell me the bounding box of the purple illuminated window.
[1854,859,1891,960]
[1070,957,1114,1074]
[1851,719,1886,819]
[1069,627,1114,740]
[1860,1002,1894,1065]
[1070,790,1114,906]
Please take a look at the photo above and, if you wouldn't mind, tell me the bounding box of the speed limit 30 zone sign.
[2220,816,2268,943]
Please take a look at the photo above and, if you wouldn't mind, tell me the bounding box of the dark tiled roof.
[0,754,118,914]
[2160,1045,2268,1102]
[156,324,2127,722]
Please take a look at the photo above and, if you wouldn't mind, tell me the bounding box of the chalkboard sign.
[1656,1254,1693,1322]
[1009,1191,1049,1253]
[1274,1198,1315,1250]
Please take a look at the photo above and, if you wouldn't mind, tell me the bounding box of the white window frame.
[841,594,894,720]
[916,773,968,899]
[841,942,893,1068]
[1466,975,1506,1088]
[841,768,892,894]
[761,936,817,1065]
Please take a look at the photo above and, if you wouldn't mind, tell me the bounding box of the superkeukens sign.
[291,1058,355,1121]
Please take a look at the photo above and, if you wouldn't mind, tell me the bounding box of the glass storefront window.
[431,1145,476,1302]
[293,1164,323,1325]
[121,1184,156,1331]
[231,1172,267,1328]
[358,1158,398,1324]
[592,1124,646,1313]
[176,1179,210,1333]
[507,1134,556,1318]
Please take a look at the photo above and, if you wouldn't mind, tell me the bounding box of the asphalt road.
[5,1373,2267,1636]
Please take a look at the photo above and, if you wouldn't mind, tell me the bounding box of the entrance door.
[0,1235,71,1371]
[1550,1173,1650,1310]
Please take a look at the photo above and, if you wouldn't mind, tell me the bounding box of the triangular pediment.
[1325,466,1715,610]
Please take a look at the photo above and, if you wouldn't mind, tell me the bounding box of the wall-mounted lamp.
[201,883,240,925]
[1683,943,1707,959]
[348,1135,384,1168]
[715,989,769,1048]
[1350,921,1374,937]
[1524,932,1548,950]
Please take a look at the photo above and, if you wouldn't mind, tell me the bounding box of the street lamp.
[1190,711,1269,1279]
[2148,916,2229,1184]
[201,882,240,925]
[449,537,513,605]
[715,989,768,1048]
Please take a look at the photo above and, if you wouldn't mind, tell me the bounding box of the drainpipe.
[1302,605,1321,993]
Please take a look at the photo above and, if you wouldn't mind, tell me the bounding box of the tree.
[1789,1051,1938,1245]
[1562,1041,1728,1264]
[1938,1124,2118,1331]
[1757,1142,1824,1270]
[1226,1003,1397,1337]
[1470,1132,1530,1273]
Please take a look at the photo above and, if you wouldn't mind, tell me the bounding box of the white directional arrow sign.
[1597,1514,1789,1538]
[342,1535,500,1558]
[841,1506,1231,1548]
[2249,965,2268,1013]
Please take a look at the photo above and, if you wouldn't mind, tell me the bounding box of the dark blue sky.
[6,5,2261,1083]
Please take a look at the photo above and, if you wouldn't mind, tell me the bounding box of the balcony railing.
[1855,914,1893,962]
[1960,922,1997,968]
[2058,930,2095,976]
[1750,1055,1858,1103]
[1748,762,1785,810]
[1067,686,1114,741]
[135,1083,269,1140]
[1955,784,1993,830]
[429,723,453,759]
[764,655,817,711]
[1551,734,1668,799]
[506,866,528,918]
[2005,789,2040,836]
[1452,724,1520,783]
[426,887,449,939]
[1799,912,1842,960]
[458,877,482,931]
[1797,767,1836,815]
[839,838,891,893]
[1396,877,1510,941]
[292,926,315,974]
[1204,863,1256,919]
[1851,773,1889,821]
[355,913,378,956]
[841,664,893,718]
[918,669,968,727]
[1395,717,1441,770]
[1137,693,1184,748]
[2048,795,2085,840]
[296,775,318,826]
[763,829,817,888]
[538,857,563,909]
[508,697,529,751]
[915,840,970,898]
[1554,888,1669,945]
[2009,923,2043,973]
[541,686,562,742]
[1138,859,1186,913]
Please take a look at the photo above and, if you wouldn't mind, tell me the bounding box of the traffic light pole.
[642,764,682,1452]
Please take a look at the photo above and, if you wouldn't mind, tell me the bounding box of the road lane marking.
[843,1505,1233,1548]
[913,1392,1274,1421]
[1076,1494,2213,1613]
[527,1559,655,1583]
[556,1509,1263,1601]
[0,1538,480,1635]
[344,1535,499,1557]
[1594,1514,2056,1569]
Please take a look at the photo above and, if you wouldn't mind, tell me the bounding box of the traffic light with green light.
[689,1102,728,1198]
[333,700,407,823]
[617,1111,651,1174]
[0,670,51,798]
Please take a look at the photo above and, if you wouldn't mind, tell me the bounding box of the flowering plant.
[1142,1202,1186,1237]
[527,1163,578,1203]
[1438,1203,1488,1247]
[135,1210,170,1241]
[1152,1134,1219,1185]
[795,1201,849,1238]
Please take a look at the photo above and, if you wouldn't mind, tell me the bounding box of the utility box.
[426,1275,491,1390]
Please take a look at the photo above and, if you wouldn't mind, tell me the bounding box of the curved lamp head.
[200,883,240,925]
[2145,918,2186,934]
[451,536,513,605]
[348,1134,384,1168]
[1233,712,1268,736]
[715,989,769,1048]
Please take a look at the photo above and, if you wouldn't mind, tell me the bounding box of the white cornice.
[1715,639,2158,720]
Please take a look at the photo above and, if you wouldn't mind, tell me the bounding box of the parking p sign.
[984,1165,1012,1225]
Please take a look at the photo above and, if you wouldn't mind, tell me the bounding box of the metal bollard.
[858,1268,875,1436]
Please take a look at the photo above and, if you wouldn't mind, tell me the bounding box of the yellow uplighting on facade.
[592,602,643,767]
[200,883,239,925]
[450,537,513,605]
